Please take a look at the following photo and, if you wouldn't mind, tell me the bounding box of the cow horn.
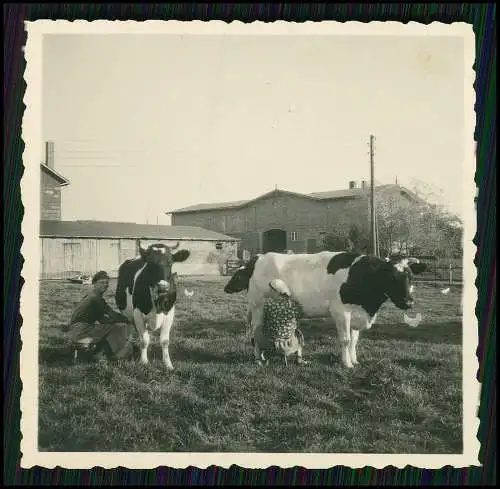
[166,241,180,251]
[136,238,148,254]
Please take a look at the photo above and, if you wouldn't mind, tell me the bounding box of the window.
[215,242,223,250]
[319,232,327,246]
[290,231,299,241]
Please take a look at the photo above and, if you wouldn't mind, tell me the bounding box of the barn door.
[307,238,317,253]
[262,229,287,253]
[64,242,82,278]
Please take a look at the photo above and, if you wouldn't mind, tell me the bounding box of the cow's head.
[224,266,251,294]
[138,240,190,285]
[381,257,427,310]
[150,272,178,314]
[223,255,260,294]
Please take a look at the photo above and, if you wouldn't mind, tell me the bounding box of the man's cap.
[92,270,110,284]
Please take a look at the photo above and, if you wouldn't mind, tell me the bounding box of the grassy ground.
[38,277,463,453]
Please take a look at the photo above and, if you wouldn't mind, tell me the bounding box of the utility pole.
[370,134,377,257]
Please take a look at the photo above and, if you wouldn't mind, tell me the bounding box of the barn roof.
[167,184,423,214]
[40,163,70,186]
[308,184,394,199]
[39,220,240,242]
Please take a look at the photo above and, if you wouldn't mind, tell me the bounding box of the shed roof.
[167,184,423,214]
[40,163,70,186]
[40,220,240,242]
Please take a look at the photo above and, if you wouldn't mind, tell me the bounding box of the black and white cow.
[224,251,427,368]
[115,241,190,369]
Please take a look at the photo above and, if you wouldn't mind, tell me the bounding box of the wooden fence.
[412,259,463,285]
[222,259,243,276]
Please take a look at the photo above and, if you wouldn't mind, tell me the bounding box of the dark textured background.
[3,3,496,486]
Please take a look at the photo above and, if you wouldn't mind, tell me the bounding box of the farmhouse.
[40,220,239,280]
[167,181,424,257]
[40,141,70,221]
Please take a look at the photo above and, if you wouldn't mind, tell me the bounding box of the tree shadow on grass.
[364,321,462,345]
[273,318,462,346]
[393,357,454,373]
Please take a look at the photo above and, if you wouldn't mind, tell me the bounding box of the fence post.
[449,263,452,285]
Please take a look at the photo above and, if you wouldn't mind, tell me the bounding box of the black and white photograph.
[21,20,478,469]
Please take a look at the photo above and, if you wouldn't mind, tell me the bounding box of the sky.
[42,33,465,225]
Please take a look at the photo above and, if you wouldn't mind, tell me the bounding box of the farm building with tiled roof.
[167,181,425,257]
[39,220,240,280]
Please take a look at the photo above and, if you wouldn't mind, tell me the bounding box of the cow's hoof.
[164,363,174,371]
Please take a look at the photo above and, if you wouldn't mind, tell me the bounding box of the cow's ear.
[173,249,190,263]
[409,262,427,275]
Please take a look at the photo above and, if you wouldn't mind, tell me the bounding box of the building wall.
[40,171,62,220]
[40,237,238,279]
[172,193,372,255]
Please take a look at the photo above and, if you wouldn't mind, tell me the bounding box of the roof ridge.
[39,219,240,241]
[40,162,70,186]
[168,184,404,214]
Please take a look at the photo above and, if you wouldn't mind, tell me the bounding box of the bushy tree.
[319,181,462,259]
[321,224,370,253]
[376,190,463,259]
[323,234,351,252]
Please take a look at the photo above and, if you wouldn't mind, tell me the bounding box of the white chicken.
[403,312,423,328]
[441,287,450,295]
[184,289,194,297]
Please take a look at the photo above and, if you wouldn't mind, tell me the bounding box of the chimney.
[45,141,55,169]
[361,180,368,191]
[348,180,358,190]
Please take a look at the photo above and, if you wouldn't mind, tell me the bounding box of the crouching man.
[253,278,309,367]
[64,270,133,362]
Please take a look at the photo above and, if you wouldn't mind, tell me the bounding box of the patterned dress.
[256,294,305,362]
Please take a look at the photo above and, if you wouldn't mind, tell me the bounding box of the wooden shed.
[39,220,240,280]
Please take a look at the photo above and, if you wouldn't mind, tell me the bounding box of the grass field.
[38,276,463,453]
